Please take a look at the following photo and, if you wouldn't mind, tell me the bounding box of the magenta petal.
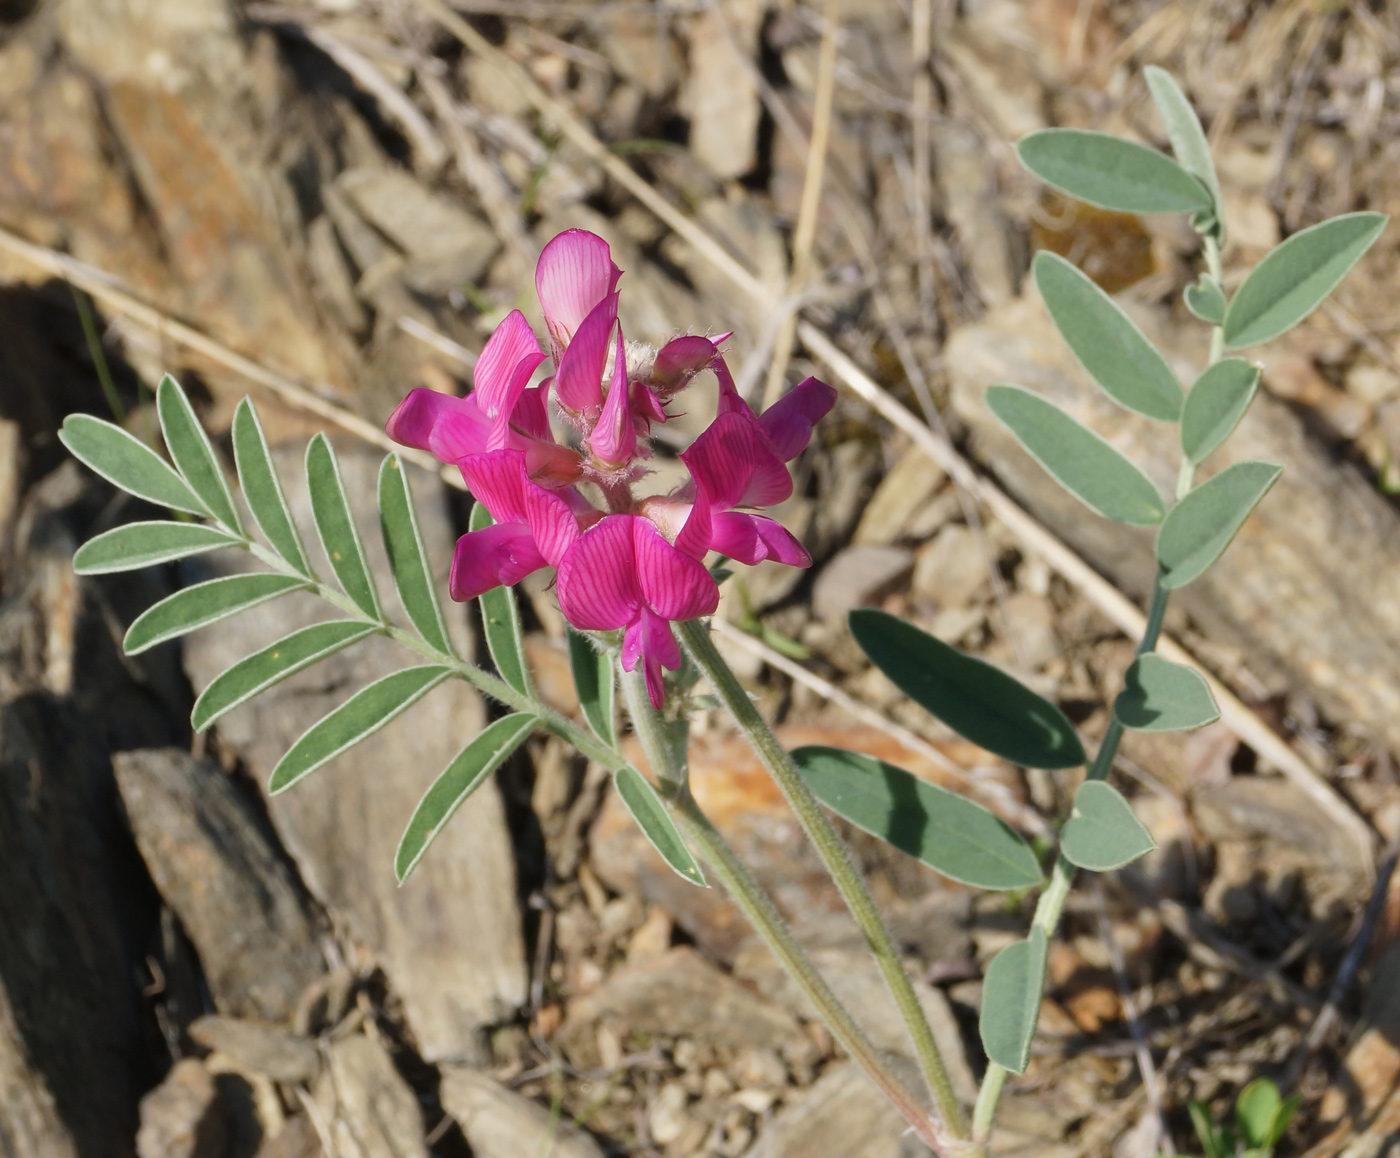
[673,493,712,561]
[474,310,544,417]
[760,376,838,462]
[710,353,754,419]
[634,520,719,621]
[522,480,580,567]
[554,295,617,418]
[682,411,792,511]
[619,608,682,709]
[485,353,547,451]
[449,523,546,602]
[556,514,643,631]
[588,324,636,465]
[387,388,463,454]
[536,230,623,358]
[710,512,811,567]
[511,383,552,442]
[424,395,493,463]
[653,335,716,392]
[458,450,529,525]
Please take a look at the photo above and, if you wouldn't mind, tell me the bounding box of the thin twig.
[762,0,842,408]
[396,316,478,367]
[910,0,939,340]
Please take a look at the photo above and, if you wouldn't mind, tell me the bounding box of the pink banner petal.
[588,323,637,465]
[536,229,622,359]
[634,519,719,622]
[760,376,838,461]
[556,514,643,631]
[458,450,529,525]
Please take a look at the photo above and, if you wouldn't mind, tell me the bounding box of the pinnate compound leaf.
[850,610,1086,769]
[233,399,311,576]
[73,521,240,575]
[470,503,532,695]
[124,573,306,655]
[192,620,378,731]
[980,926,1048,1074]
[1223,213,1388,349]
[156,375,242,533]
[1181,360,1260,464]
[1184,276,1227,325]
[306,434,380,619]
[1114,654,1219,733]
[1034,251,1184,422]
[269,665,450,794]
[569,628,616,747]
[792,746,1043,890]
[614,765,706,887]
[1060,781,1156,871]
[1144,67,1221,213]
[379,456,452,655]
[59,414,205,515]
[1017,129,1212,216]
[1156,461,1281,588]
[396,712,538,882]
[986,385,1165,526]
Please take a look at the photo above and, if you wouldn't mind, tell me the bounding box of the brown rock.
[136,1059,227,1158]
[114,750,325,1024]
[742,1060,924,1158]
[681,4,761,180]
[853,446,948,547]
[439,1067,606,1158]
[189,1018,320,1086]
[813,545,915,623]
[183,444,527,1063]
[314,1035,425,1158]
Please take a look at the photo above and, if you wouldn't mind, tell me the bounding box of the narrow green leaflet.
[986,385,1165,526]
[1144,66,1221,213]
[73,521,241,575]
[1184,276,1227,325]
[269,665,450,794]
[614,765,706,887]
[1060,781,1156,871]
[792,746,1043,889]
[396,712,538,882]
[1114,654,1219,732]
[379,456,452,655]
[232,398,311,576]
[192,620,378,731]
[1034,251,1184,422]
[569,628,616,747]
[1156,461,1281,588]
[1223,213,1388,349]
[1181,359,1260,464]
[156,375,242,533]
[470,503,532,695]
[123,573,307,655]
[1017,129,1212,216]
[59,414,205,515]
[980,926,1048,1074]
[306,433,381,619]
[850,610,1086,769]
[1190,1102,1229,1158]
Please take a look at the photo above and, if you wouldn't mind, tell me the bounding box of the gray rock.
[563,947,802,1051]
[314,1035,425,1158]
[854,447,948,547]
[183,443,527,1063]
[681,5,761,180]
[911,524,986,609]
[743,1061,929,1158]
[813,545,915,623]
[136,1059,227,1158]
[439,1067,606,1158]
[114,750,326,1024]
[188,1017,320,1085]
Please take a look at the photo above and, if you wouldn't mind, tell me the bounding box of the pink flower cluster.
[387,230,836,707]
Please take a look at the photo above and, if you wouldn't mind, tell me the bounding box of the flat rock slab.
[189,1017,320,1085]
[314,1034,425,1158]
[439,1067,606,1158]
[946,294,1400,751]
[563,947,802,1051]
[744,1061,927,1158]
[114,749,325,1024]
[183,442,526,1063]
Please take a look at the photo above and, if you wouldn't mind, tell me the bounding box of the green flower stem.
[617,666,962,1157]
[677,618,969,1140]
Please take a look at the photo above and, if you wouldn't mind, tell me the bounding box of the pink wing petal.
[511,383,552,442]
[710,512,811,567]
[681,411,792,511]
[653,335,717,393]
[588,323,637,465]
[673,490,712,561]
[458,450,529,525]
[634,519,719,621]
[710,352,750,418]
[485,352,548,451]
[555,514,643,631]
[522,439,585,488]
[449,523,546,602]
[760,376,838,461]
[387,388,476,456]
[536,230,623,359]
[522,479,581,567]
[474,310,544,417]
[622,607,682,708]
[553,295,617,418]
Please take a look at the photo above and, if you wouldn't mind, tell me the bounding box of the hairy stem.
[618,666,961,1155]
[677,618,968,1139]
